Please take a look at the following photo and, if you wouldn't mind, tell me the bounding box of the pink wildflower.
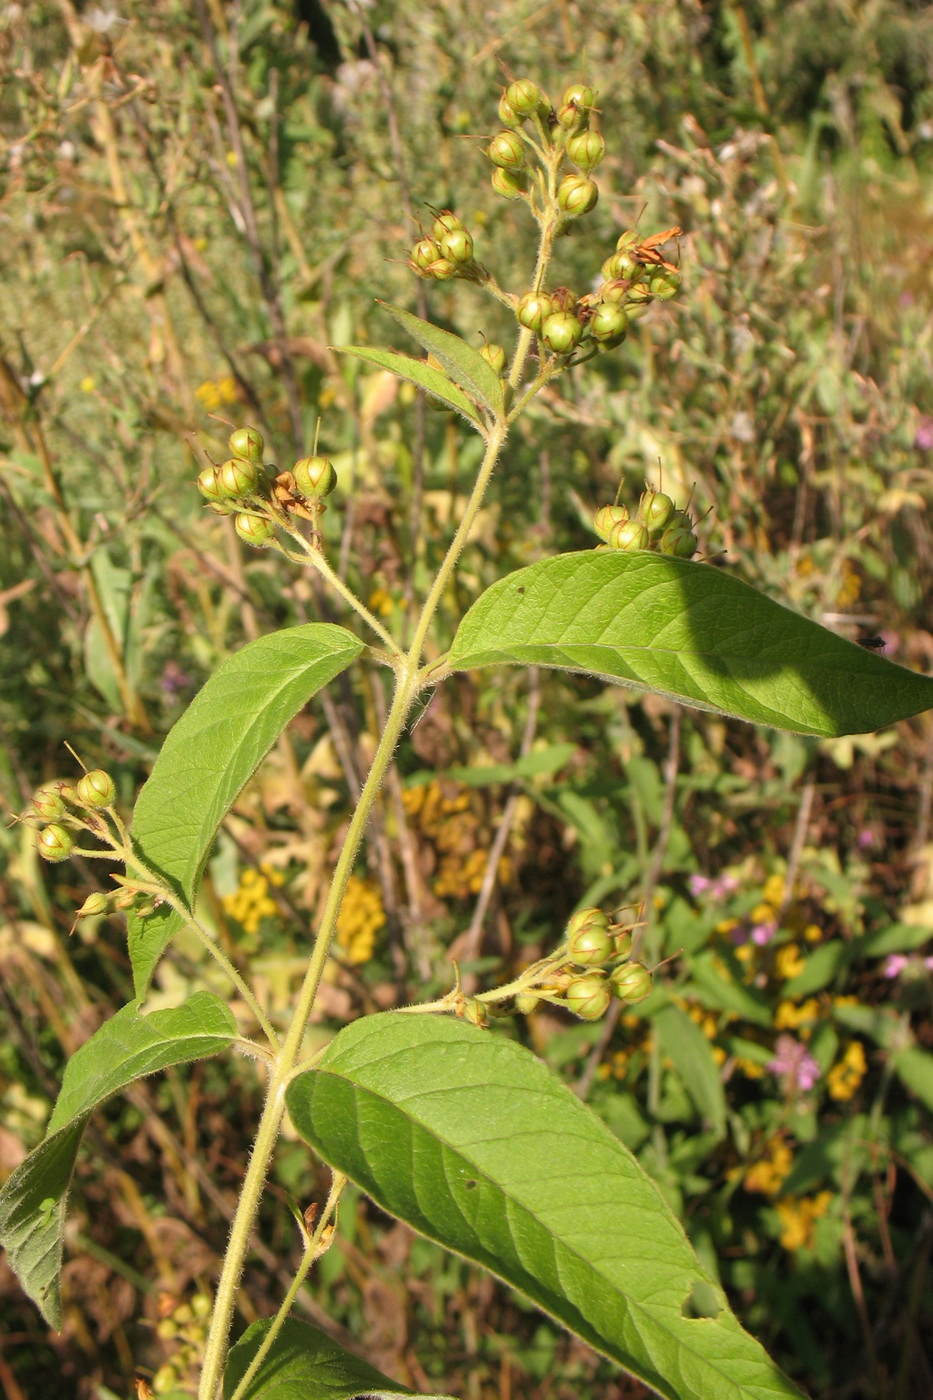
[883,954,910,979]
[768,1034,821,1093]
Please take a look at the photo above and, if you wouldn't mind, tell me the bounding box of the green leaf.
[685,952,772,1029]
[651,1004,727,1136]
[782,940,851,997]
[128,624,363,995]
[448,552,933,737]
[893,1047,933,1112]
[335,346,482,427]
[857,923,930,958]
[434,742,578,788]
[0,992,236,1328]
[224,1318,454,1400]
[286,1013,804,1400]
[377,301,507,417]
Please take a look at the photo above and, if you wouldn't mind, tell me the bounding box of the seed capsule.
[438,226,474,265]
[479,342,508,375]
[637,489,675,536]
[37,823,74,862]
[32,785,66,822]
[491,166,527,199]
[609,961,653,1004]
[218,456,260,498]
[516,291,554,333]
[410,236,442,273]
[593,504,629,542]
[557,174,598,216]
[541,311,584,354]
[566,129,606,171]
[227,426,264,463]
[486,130,525,171]
[197,467,225,502]
[568,921,614,967]
[589,303,629,345]
[235,513,276,548]
[293,455,336,498]
[607,519,650,551]
[76,769,116,808]
[504,79,541,118]
[565,973,611,1021]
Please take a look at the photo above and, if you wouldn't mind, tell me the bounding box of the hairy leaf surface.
[377,302,506,417]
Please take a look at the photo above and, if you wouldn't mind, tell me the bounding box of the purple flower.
[752,920,778,947]
[883,954,909,979]
[769,1034,821,1093]
[689,874,711,896]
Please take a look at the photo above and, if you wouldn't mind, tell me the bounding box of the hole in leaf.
[464,1179,478,1191]
[681,1280,722,1320]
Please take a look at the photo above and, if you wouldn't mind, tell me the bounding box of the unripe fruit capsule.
[557,102,587,136]
[568,922,614,967]
[32,785,66,822]
[293,455,336,498]
[431,210,463,239]
[566,129,606,171]
[659,522,698,559]
[197,467,224,502]
[637,489,675,536]
[219,456,260,498]
[563,83,596,112]
[611,928,634,961]
[498,94,520,128]
[227,426,264,463]
[541,311,584,354]
[439,226,473,265]
[486,130,525,171]
[589,304,629,345]
[37,823,74,862]
[650,269,682,300]
[235,512,276,548]
[607,518,650,551]
[491,167,527,199]
[566,906,610,940]
[426,256,457,280]
[410,236,442,273]
[505,79,540,118]
[75,891,112,919]
[516,291,554,333]
[514,992,540,1015]
[557,174,598,216]
[593,504,629,542]
[610,961,653,1004]
[76,769,116,807]
[565,973,611,1021]
[480,342,507,375]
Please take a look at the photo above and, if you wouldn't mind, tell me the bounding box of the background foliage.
[1,1,933,1397]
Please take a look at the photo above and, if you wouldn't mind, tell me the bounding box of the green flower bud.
[602,249,641,281]
[541,311,584,354]
[514,992,540,1015]
[235,512,276,548]
[227,426,264,464]
[607,518,650,551]
[32,785,66,822]
[410,236,442,274]
[637,489,675,536]
[599,279,628,306]
[197,466,225,503]
[659,520,698,558]
[486,129,525,171]
[649,268,682,300]
[37,823,74,862]
[589,303,629,345]
[505,79,541,118]
[565,973,611,1021]
[76,769,116,808]
[479,342,508,375]
[616,230,638,252]
[426,256,458,280]
[568,921,614,967]
[191,1292,213,1320]
[610,961,653,1004]
[491,166,527,199]
[557,174,598,216]
[566,129,606,171]
[516,291,554,333]
[219,456,260,498]
[557,101,587,136]
[294,455,336,498]
[593,503,629,541]
[438,225,474,265]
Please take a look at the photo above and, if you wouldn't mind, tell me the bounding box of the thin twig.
[776,776,815,930]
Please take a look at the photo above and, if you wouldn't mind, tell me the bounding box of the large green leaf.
[128,624,363,994]
[286,1014,804,1400]
[448,552,933,737]
[0,992,236,1328]
[224,1318,454,1400]
[376,301,507,418]
[335,346,482,427]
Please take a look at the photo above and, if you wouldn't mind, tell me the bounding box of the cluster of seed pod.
[195,427,337,549]
[29,769,116,865]
[489,78,604,206]
[519,906,653,1022]
[408,209,485,285]
[593,487,699,560]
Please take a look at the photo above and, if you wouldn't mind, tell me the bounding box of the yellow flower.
[745,1140,793,1197]
[774,998,820,1031]
[775,1191,833,1251]
[336,875,386,965]
[826,1040,866,1101]
[804,923,822,943]
[195,375,238,412]
[367,587,394,618]
[222,866,280,935]
[79,375,96,392]
[775,944,805,980]
[762,873,785,906]
[735,1056,765,1079]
